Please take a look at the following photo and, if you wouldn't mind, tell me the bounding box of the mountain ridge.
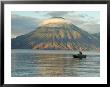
[11,18,100,51]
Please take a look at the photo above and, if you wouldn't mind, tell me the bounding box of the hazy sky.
[11,11,100,38]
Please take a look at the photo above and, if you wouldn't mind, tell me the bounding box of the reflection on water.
[11,50,100,77]
[37,54,65,76]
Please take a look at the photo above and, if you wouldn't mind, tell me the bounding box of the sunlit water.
[11,49,100,77]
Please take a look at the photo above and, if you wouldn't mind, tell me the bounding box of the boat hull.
[73,54,86,58]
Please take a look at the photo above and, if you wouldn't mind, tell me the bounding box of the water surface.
[11,49,100,77]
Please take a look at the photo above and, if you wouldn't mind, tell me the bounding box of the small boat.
[73,54,86,58]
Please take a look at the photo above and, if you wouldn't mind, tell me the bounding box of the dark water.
[11,50,100,77]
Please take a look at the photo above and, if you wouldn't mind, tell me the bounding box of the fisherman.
[79,51,82,55]
[79,47,83,55]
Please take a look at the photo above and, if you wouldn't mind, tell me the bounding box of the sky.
[11,11,100,38]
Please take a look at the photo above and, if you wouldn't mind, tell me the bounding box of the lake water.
[11,49,100,77]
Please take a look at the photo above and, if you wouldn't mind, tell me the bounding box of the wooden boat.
[73,54,86,58]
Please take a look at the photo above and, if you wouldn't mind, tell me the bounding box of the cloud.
[68,18,86,25]
[87,18,99,24]
[11,11,100,38]
[11,14,38,37]
[79,23,100,33]
[11,31,23,38]
[63,12,100,33]
[47,11,69,17]
[46,11,88,25]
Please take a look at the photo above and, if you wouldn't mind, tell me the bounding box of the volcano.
[11,17,100,50]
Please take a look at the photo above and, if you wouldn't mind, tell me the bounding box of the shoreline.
[11,49,100,55]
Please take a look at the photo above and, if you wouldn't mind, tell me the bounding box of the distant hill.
[92,33,100,38]
[11,17,100,50]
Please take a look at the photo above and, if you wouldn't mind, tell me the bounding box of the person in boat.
[73,50,86,58]
[79,47,83,55]
[79,51,82,55]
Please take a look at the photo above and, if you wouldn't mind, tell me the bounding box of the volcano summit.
[11,17,100,50]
